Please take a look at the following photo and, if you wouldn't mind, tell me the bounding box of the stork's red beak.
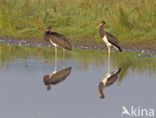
[96,91,102,97]
[46,85,51,91]
[99,23,103,26]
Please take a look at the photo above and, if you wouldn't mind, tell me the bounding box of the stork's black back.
[50,32,72,50]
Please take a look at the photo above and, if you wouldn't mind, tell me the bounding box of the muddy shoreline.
[0,38,156,53]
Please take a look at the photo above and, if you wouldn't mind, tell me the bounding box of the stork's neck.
[98,82,105,99]
[99,89,104,97]
[99,25,105,38]
[46,30,51,33]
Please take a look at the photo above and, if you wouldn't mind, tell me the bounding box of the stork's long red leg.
[107,46,111,74]
[54,46,57,71]
[63,48,65,69]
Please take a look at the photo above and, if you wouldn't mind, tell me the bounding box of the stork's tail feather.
[64,44,72,50]
[69,44,72,50]
[65,38,72,50]
[116,46,122,52]
[118,47,122,52]
[113,44,122,52]
[67,47,72,50]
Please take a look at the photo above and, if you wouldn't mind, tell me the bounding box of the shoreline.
[0,38,156,53]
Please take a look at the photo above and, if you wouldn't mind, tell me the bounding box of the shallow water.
[1,38,156,54]
[0,44,156,118]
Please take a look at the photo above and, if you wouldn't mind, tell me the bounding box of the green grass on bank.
[0,0,156,43]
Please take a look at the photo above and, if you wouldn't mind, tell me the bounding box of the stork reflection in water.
[97,54,121,99]
[43,46,72,91]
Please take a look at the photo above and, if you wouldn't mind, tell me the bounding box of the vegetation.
[0,0,156,43]
[0,44,156,82]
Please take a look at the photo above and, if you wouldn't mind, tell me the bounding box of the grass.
[0,0,156,43]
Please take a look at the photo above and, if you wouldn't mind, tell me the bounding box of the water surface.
[0,44,156,118]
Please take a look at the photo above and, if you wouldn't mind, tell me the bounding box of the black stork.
[97,68,121,99]
[43,67,72,91]
[44,26,72,68]
[98,21,122,61]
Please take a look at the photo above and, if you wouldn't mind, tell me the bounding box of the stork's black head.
[99,21,106,26]
[43,75,49,84]
[43,75,51,91]
[44,26,51,41]
[46,85,51,91]
[98,82,105,99]
[46,26,51,32]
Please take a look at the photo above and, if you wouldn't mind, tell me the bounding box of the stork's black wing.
[50,32,72,50]
[106,32,121,51]
[105,68,121,87]
[48,67,72,85]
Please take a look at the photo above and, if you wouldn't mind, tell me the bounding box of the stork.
[44,26,72,68]
[98,21,122,63]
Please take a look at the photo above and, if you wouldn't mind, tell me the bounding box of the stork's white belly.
[50,39,58,47]
[49,70,57,78]
[103,35,111,47]
[102,73,111,86]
